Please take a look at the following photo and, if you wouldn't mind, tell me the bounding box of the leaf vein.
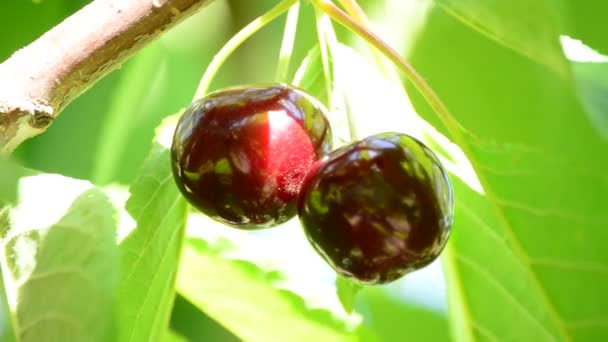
[123,194,182,342]
[530,258,608,275]
[455,252,558,341]
[496,198,602,226]
[18,266,98,289]
[19,312,89,341]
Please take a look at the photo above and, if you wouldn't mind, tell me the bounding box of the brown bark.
[0,0,215,154]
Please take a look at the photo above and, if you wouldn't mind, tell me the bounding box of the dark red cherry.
[297,132,453,284]
[171,84,332,229]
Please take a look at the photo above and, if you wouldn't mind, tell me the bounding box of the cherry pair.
[171,84,453,284]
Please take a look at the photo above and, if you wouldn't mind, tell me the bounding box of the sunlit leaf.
[2,176,119,342]
[176,237,364,342]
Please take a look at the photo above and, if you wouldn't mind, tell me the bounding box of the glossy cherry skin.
[298,132,453,284]
[171,84,332,229]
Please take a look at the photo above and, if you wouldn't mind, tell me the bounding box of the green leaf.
[357,287,450,342]
[432,0,567,75]
[116,117,188,342]
[92,43,168,185]
[335,276,362,314]
[0,1,67,62]
[293,45,328,106]
[176,237,363,342]
[2,176,119,342]
[405,6,608,341]
[443,176,568,341]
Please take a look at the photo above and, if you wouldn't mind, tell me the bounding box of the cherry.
[297,132,453,284]
[171,84,332,229]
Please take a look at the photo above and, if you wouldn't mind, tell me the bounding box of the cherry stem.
[193,0,298,100]
[313,6,335,104]
[276,1,301,83]
[313,6,359,141]
[309,0,463,142]
[335,0,395,79]
[336,0,370,25]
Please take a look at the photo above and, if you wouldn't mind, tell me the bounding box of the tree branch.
[0,0,215,154]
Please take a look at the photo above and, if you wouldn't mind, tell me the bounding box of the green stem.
[309,0,463,138]
[314,6,358,141]
[316,5,360,141]
[193,0,298,100]
[313,7,334,103]
[336,0,397,81]
[336,0,369,25]
[275,1,301,83]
